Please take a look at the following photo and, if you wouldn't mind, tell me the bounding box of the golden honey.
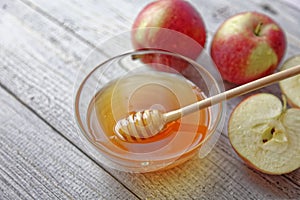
[86,70,210,171]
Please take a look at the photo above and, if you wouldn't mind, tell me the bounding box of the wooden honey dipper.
[115,65,300,141]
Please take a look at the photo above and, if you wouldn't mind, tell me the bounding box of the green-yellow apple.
[211,12,286,84]
[279,55,300,108]
[228,93,300,175]
[131,0,206,72]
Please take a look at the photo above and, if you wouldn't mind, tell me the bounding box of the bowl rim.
[74,49,225,163]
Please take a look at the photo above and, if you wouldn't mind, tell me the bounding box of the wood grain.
[0,87,139,199]
[0,0,299,199]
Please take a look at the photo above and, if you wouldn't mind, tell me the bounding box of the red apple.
[131,0,206,72]
[211,12,286,84]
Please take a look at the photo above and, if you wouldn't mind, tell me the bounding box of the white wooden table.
[0,0,299,199]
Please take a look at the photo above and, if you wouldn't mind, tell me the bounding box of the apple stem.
[254,22,263,36]
[131,54,143,60]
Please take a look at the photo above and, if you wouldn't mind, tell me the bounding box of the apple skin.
[132,0,206,72]
[211,12,286,84]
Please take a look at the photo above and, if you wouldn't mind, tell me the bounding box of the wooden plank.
[19,0,142,41]
[284,0,300,9]
[0,87,139,199]
[0,0,299,199]
[21,0,300,57]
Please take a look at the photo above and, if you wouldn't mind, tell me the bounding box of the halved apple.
[279,55,300,108]
[228,93,300,174]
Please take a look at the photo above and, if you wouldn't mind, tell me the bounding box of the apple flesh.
[132,0,206,72]
[228,93,300,175]
[279,55,300,108]
[211,12,286,84]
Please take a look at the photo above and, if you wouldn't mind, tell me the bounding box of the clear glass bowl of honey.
[74,29,226,173]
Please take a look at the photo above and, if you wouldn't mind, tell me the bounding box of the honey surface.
[87,70,210,163]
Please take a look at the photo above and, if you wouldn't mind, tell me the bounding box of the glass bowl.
[74,29,226,173]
